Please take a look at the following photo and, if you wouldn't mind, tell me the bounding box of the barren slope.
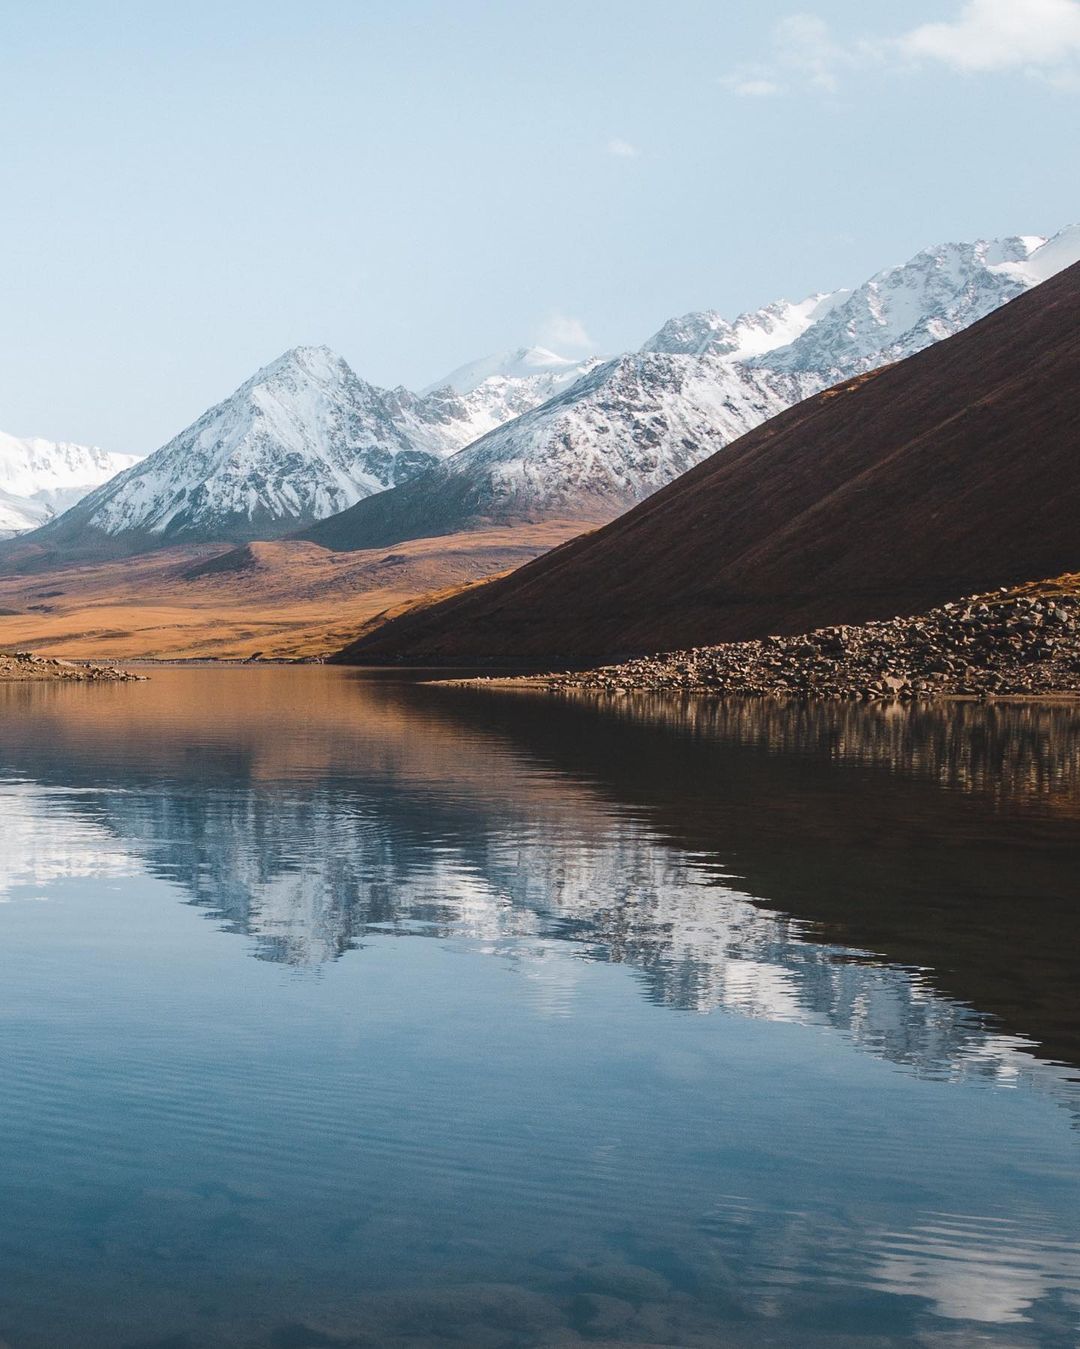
[337,262,1080,665]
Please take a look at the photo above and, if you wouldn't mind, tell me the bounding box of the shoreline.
[0,652,145,683]
[432,587,1080,705]
[436,676,1080,704]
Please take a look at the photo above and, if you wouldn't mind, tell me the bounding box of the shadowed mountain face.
[2,668,1078,1076]
[299,230,1080,557]
[338,262,1080,665]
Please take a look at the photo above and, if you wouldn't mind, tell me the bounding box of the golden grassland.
[0,521,591,661]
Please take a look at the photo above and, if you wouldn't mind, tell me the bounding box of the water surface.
[0,669,1078,1348]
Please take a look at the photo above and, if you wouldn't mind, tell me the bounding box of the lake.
[0,668,1078,1348]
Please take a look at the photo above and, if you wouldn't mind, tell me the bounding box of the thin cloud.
[720,75,781,97]
[721,13,863,97]
[899,0,1080,74]
[720,2,1080,97]
[606,137,640,159]
[537,314,594,351]
[773,13,850,92]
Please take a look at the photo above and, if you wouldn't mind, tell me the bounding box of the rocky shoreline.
[0,651,144,683]
[499,582,1080,701]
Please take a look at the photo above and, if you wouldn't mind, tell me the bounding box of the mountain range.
[302,229,1080,552]
[6,346,596,558]
[0,432,141,538]
[4,226,1077,570]
[337,257,1080,665]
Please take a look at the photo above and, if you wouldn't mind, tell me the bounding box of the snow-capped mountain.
[302,226,1080,552]
[413,346,602,451]
[12,342,601,556]
[28,346,457,548]
[0,432,142,538]
[303,352,802,550]
[642,293,847,359]
[11,225,1080,562]
[424,345,593,395]
[757,232,1076,378]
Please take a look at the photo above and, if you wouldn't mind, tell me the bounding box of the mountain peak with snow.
[756,226,1080,378]
[9,341,601,555]
[422,346,592,396]
[0,432,143,538]
[301,224,1080,554]
[246,344,351,388]
[8,223,1080,561]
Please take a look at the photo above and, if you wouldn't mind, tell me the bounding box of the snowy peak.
[754,229,1080,378]
[642,293,846,359]
[423,346,587,395]
[22,339,604,553]
[302,222,1080,554]
[643,228,1080,382]
[991,224,1080,285]
[241,344,356,394]
[0,431,142,537]
[58,345,442,544]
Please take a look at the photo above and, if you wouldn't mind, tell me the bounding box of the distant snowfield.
[0,432,142,537]
[3,224,1079,546]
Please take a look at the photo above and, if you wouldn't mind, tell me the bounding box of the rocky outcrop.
[0,651,142,681]
[521,582,1080,700]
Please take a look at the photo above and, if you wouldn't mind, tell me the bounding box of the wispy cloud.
[721,2,1080,96]
[772,13,854,92]
[721,12,865,97]
[606,137,639,159]
[899,0,1080,76]
[537,313,594,351]
[720,75,782,97]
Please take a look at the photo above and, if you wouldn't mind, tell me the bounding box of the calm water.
[0,669,1078,1349]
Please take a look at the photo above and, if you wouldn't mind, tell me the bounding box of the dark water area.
[0,668,1077,1348]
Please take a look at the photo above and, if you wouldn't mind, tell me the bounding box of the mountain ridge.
[3,342,598,562]
[301,227,1080,555]
[0,432,142,538]
[334,259,1080,665]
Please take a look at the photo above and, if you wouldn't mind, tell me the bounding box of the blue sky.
[1,0,1078,452]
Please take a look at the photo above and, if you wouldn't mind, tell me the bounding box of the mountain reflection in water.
[0,669,1078,1348]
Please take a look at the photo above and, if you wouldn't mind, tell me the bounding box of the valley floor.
[0,522,589,661]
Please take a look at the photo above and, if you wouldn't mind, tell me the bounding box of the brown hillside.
[0,523,586,661]
[336,262,1080,665]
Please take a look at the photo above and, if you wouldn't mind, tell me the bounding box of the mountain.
[300,353,801,550]
[7,343,595,561]
[0,432,142,538]
[641,293,847,358]
[334,259,1080,665]
[413,346,601,451]
[423,345,595,395]
[755,232,1076,378]
[300,228,1080,554]
[12,347,453,556]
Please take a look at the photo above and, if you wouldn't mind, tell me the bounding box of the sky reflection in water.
[0,669,1078,1348]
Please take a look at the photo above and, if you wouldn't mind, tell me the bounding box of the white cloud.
[720,2,1080,96]
[721,75,781,97]
[773,13,850,91]
[537,314,593,351]
[899,0,1080,74]
[721,12,861,96]
[606,137,639,158]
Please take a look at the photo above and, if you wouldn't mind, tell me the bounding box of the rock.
[530,579,1080,702]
